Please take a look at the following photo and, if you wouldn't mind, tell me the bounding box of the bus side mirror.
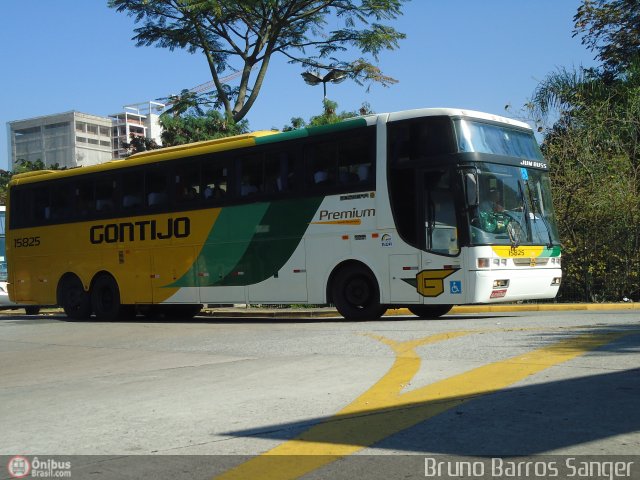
[464,172,479,207]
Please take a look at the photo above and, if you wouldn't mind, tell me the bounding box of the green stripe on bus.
[254,129,308,145]
[169,197,324,288]
[306,118,368,136]
[170,203,270,288]
[545,246,562,257]
[212,196,324,286]
[254,118,368,146]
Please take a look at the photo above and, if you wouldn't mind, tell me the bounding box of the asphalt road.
[1,308,639,479]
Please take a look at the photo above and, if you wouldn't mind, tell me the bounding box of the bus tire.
[58,275,91,320]
[91,274,122,321]
[408,304,452,319]
[331,264,386,321]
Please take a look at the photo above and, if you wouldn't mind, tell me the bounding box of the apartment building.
[110,101,164,159]
[7,112,113,169]
[7,101,165,169]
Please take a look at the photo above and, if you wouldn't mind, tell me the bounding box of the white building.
[110,101,165,159]
[7,101,165,169]
[7,111,113,169]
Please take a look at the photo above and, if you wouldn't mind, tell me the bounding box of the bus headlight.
[551,277,562,286]
[493,279,509,288]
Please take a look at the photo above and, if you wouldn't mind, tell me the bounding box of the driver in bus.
[481,188,504,213]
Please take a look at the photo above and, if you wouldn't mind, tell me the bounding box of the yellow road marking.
[214,330,629,480]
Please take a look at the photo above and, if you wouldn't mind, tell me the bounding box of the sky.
[0,0,599,171]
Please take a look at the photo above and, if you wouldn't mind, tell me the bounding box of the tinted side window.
[146,167,169,208]
[305,142,337,188]
[388,116,455,165]
[175,161,201,204]
[203,160,229,203]
[238,153,263,198]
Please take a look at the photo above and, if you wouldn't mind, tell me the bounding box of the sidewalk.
[201,302,640,319]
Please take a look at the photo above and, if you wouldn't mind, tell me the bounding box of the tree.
[574,0,640,74]
[159,107,249,146]
[523,0,640,301]
[121,135,162,156]
[0,160,63,204]
[282,98,372,130]
[528,59,640,302]
[109,0,406,122]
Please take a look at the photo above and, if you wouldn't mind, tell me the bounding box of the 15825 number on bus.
[14,237,41,248]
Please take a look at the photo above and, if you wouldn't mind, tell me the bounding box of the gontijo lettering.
[90,217,190,244]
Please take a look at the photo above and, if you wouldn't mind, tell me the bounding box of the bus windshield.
[469,163,560,247]
[456,119,543,160]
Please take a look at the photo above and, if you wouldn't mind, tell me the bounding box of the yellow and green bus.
[6,108,562,321]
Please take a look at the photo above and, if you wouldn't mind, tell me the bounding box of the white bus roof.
[384,107,532,130]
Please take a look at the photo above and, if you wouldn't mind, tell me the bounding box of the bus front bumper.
[470,268,562,303]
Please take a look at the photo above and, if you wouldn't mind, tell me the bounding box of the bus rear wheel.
[59,275,91,320]
[408,304,453,319]
[91,274,122,321]
[331,265,386,321]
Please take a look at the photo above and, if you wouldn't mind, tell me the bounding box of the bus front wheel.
[91,274,122,321]
[331,265,386,321]
[59,275,91,320]
[408,304,453,319]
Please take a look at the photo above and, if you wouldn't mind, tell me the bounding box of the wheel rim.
[97,286,114,312]
[65,284,84,311]
[344,276,371,308]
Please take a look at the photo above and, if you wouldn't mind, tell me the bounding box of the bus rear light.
[551,277,562,286]
[493,279,509,288]
[477,258,490,269]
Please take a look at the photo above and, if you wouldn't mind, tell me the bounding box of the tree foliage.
[0,160,63,205]
[282,98,372,130]
[159,107,249,146]
[529,6,640,301]
[109,0,406,122]
[574,0,640,74]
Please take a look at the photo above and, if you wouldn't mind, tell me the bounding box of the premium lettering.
[318,208,376,221]
[90,217,190,244]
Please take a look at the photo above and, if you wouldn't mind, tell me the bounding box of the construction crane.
[160,67,256,106]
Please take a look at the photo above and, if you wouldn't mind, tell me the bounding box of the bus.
[6,108,562,321]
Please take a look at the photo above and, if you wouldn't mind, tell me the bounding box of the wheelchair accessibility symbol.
[450,281,462,294]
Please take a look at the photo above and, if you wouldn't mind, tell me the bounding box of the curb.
[201,303,640,319]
